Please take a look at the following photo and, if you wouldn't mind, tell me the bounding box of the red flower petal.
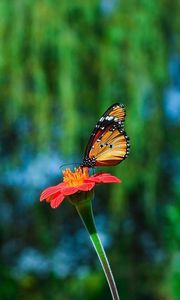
[61,186,79,196]
[46,191,61,203]
[40,182,65,201]
[87,172,121,183]
[78,182,95,191]
[50,194,64,209]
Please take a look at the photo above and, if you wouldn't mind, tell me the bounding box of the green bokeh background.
[0,1,180,299]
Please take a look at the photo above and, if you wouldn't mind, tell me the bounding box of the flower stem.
[74,197,120,300]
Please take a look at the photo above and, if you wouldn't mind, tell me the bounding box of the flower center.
[63,167,89,187]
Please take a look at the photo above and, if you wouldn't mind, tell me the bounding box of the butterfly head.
[82,156,96,168]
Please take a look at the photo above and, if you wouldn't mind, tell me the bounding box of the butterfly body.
[82,103,130,168]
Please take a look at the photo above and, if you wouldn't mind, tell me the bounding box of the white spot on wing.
[106,116,114,121]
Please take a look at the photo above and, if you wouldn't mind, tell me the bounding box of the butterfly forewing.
[84,104,125,152]
[108,104,126,121]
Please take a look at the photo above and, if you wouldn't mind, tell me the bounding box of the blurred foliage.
[0,1,180,300]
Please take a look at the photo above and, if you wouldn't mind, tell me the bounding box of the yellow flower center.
[63,167,89,187]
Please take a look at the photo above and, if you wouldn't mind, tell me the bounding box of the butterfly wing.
[88,126,130,166]
[82,103,130,167]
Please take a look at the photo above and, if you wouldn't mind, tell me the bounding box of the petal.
[78,182,95,191]
[40,182,65,201]
[62,186,79,196]
[46,191,61,203]
[87,172,121,183]
[50,194,65,209]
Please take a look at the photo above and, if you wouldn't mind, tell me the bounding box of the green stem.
[74,197,120,300]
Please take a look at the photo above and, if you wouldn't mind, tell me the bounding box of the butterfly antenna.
[59,162,82,171]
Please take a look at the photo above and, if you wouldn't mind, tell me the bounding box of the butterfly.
[82,103,130,167]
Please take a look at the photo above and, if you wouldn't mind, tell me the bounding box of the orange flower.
[40,167,121,208]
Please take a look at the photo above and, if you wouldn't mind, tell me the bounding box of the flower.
[40,167,121,209]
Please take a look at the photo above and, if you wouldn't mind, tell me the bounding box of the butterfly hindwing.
[82,103,130,167]
[88,126,130,166]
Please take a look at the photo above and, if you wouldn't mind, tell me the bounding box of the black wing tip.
[112,102,125,108]
[113,102,126,115]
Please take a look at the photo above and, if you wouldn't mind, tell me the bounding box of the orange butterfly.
[82,103,130,167]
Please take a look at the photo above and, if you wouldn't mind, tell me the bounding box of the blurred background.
[0,1,180,299]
